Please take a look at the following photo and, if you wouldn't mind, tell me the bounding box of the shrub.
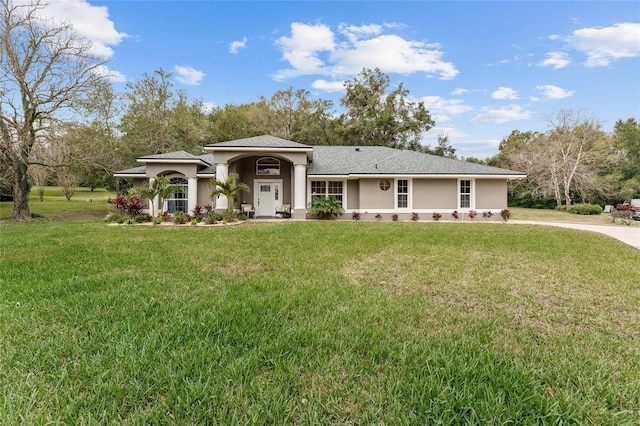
[152,217,163,225]
[204,211,222,225]
[468,210,477,220]
[172,211,189,224]
[221,210,237,223]
[375,213,382,221]
[451,210,459,220]
[352,211,361,220]
[103,212,121,223]
[309,196,344,219]
[411,212,420,221]
[391,213,399,222]
[192,204,204,221]
[482,211,493,220]
[569,203,603,215]
[191,219,198,226]
[501,209,511,222]
[134,214,151,223]
[431,212,441,221]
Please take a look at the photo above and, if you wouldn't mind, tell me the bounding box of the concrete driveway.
[512,221,640,249]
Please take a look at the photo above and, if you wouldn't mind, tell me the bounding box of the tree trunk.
[11,160,32,220]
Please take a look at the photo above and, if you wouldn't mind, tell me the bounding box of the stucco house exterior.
[114,135,526,220]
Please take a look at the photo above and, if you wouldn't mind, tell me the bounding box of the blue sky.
[43,1,640,159]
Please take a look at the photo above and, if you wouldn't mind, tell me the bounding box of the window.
[397,179,408,208]
[256,157,280,175]
[311,180,343,205]
[167,177,188,213]
[379,179,391,191]
[460,179,471,208]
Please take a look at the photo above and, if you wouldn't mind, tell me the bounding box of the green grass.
[1,219,639,424]
[0,187,116,220]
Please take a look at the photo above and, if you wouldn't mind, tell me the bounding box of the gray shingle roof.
[206,135,312,149]
[139,150,204,161]
[113,165,146,176]
[308,146,525,176]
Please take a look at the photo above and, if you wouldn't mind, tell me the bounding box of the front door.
[255,180,282,217]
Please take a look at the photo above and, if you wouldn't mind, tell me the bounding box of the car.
[622,199,640,220]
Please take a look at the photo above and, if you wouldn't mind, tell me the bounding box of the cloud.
[451,88,468,96]
[536,85,574,99]
[273,22,459,83]
[229,37,248,54]
[94,65,126,83]
[472,105,532,123]
[537,52,570,69]
[201,102,218,113]
[33,0,128,59]
[174,66,205,85]
[420,96,473,123]
[492,87,519,100]
[567,22,640,67]
[311,79,346,92]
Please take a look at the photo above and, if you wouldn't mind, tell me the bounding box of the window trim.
[458,178,474,210]
[256,157,281,176]
[167,176,188,213]
[309,179,345,207]
[395,178,411,210]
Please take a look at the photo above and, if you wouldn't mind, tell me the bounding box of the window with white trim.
[167,177,188,213]
[311,180,343,205]
[256,157,280,175]
[459,179,471,208]
[397,179,408,208]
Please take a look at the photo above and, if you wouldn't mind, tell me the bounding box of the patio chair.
[241,203,255,218]
[275,204,291,218]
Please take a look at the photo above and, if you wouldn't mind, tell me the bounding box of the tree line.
[1,0,637,220]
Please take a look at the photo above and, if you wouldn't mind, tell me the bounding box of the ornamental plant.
[309,196,344,219]
[411,212,420,221]
[451,210,459,220]
[468,210,477,220]
[352,211,361,220]
[432,212,441,221]
[500,209,511,222]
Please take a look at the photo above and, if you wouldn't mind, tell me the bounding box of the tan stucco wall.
[232,156,293,205]
[413,179,458,209]
[359,178,394,209]
[475,179,507,209]
[347,180,359,210]
[146,163,199,178]
[197,179,214,208]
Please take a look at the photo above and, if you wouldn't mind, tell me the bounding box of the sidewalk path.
[512,221,640,249]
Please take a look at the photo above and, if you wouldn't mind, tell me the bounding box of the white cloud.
[94,65,126,83]
[451,88,468,96]
[174,66,205,85]
[229,37,248,54]
[420,96,473,123]
[201,102,218,113]
[273,22,459,83]
[537,52,570,69]
[33,0,128,59]
[536,85,574,99]
[311,79,346,92]
[567,22,640,67]
[472,105,532,123]
[492,87,519,100]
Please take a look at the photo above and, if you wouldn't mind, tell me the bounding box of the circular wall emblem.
[379,179,391,191]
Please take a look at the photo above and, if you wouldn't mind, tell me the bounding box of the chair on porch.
[241,203,255,218]
[275,204,291,218]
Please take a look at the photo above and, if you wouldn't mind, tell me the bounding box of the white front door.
[255,180,282,217]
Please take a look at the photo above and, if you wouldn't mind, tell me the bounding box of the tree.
[611,118,640,199]
[119,69,209,164]
[0,0,106,220]
[427,132,457,158]
[209,172,250,212]
[338,68,435,150]
[129,175,181,218]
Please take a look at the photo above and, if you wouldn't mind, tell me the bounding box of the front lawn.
[1,220,639,424]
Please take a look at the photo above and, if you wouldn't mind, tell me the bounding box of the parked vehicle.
[615,199,640,221]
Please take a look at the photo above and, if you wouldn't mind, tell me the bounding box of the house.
[114,135,526,220]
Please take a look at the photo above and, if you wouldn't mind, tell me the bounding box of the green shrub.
[103,212,121,223]
[134,214,152,223]
[172,211,189,224]
[569,203,603,215]
[204,211,222,225]
[309,196,344,219]
[152,217,163,225]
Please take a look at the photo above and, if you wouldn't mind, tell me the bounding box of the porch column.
[149,177,159,217]
[215,163,229,211]
[188,177,198,215]
[293,163,307,219]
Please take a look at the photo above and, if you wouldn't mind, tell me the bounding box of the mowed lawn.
[1,197,639,423]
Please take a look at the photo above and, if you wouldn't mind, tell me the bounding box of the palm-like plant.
[129,175,182,217]
[209,172,250,212]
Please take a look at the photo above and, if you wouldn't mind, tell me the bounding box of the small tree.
[129,175,181,217]
[209,172,250,212]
